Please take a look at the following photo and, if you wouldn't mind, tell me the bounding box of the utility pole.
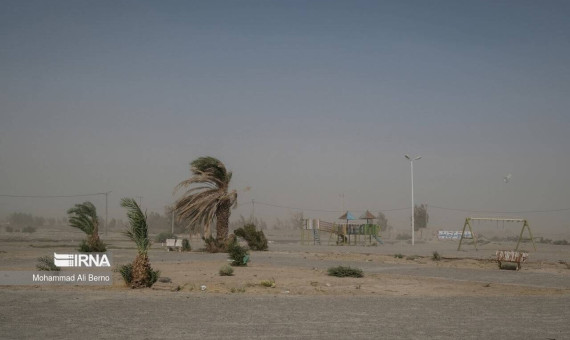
[251,199,255,223]
[104,191,111,236]
[171,210,175,234]
[404,155,421,246]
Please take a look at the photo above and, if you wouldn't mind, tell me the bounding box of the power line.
[429,205,570,214]
[0,192,108,198]
[252,201,409,214]
[246,200,570,215]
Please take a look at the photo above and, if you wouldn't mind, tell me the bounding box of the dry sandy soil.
[1,227,569,339]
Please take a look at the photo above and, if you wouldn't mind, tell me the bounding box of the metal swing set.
[457,217,536,251]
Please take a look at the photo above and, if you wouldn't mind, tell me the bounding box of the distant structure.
[301,210,383,246]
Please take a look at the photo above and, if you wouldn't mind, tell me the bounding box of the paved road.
[0,289,568,339]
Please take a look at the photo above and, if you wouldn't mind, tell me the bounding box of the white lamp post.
[404,154,421,245]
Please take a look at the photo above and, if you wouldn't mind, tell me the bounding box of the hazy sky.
[1,1,569,232]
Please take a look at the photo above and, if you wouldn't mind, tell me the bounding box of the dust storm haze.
[1,1,569,236]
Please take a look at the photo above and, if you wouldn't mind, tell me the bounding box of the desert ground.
[1,226,569,339]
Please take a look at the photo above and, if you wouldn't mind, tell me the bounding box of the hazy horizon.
[1,1,569,234]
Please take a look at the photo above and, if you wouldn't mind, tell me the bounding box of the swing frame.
[457,217,536,251]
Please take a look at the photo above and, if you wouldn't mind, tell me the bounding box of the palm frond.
[191,157,230,185]
[67,202,98,235]
[175,157,237,240]
[120,197,150,253]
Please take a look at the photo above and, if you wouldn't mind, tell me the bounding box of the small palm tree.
[121,197,158,288]
[67,201,106,252]
[174,156,237,244]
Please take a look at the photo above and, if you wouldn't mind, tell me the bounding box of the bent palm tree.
[174,156,237,244]
[121,197,157,288]
[67,201,105,252]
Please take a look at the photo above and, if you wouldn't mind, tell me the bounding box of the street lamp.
[404,154,421,245]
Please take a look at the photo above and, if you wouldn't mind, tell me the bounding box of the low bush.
[260,278,276,288]
[327,266,363,278]
[432,251,441,261]
[78,238,106,252]
[182,238,191,251]
[36,256,60,271]
[155,232,176,243]
[227,239,249,266]
[553,239,569,245]
[22,226,37,233]
[219,264,234,276]
[234,224,268,251]
[118,263,159,286]
[5,226,14,233]
[499,263,518,270]
[394,253,404,259]
[119,264,133,283]
[203,236,228,253]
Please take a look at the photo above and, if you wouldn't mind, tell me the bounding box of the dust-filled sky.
[1,1,569,233]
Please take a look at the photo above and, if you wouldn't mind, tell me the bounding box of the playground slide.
[373,235,383,244]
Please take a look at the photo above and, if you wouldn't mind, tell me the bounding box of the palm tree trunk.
[131,253,151,288]
[87,221,103,251]
[215,200,231,242]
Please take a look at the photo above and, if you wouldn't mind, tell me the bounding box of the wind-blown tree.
[67,202,106,252]
[413,204,429,239]
[376,211,391,233]
[174,157,238,246]
[120,198,158,288]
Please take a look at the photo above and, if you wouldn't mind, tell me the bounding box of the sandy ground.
[1,227,569,338]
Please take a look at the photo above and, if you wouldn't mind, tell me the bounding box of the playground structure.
[457,217,536,251]
[301,211,383,246]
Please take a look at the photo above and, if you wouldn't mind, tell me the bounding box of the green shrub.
[327,266,363,278]
[118,263,159,286]
[119,264,133,284]
[203,236,227,253]
[22,226,37,233]
[36,256,60,271]
[227,240,249,266]
[182,238,191,251]
[78,238,106,252]
[148,268,160,286]
[553,239,569,245]
[155,232,176,243]
[219,264,234,276]
[5,226,14,233]
[78,240,91,252]
[260,278,276,288]
[432,251,441,261]
[234,224,268,251]
[499,263,518,270]
[394,253,404,259]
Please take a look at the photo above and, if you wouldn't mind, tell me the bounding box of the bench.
[496,250,528,270]
[164,238,183,252]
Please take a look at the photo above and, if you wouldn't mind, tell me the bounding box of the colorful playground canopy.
[359,210,376,220]
[338,211,356,221]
